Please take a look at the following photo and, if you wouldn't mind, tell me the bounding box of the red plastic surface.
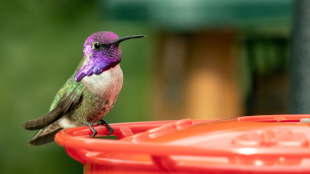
[55,115,310,174]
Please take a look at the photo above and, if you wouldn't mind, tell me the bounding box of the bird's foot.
[84,122,97,137]
[98,119,114,136]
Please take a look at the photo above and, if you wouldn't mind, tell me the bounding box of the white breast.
[81,64,123,97]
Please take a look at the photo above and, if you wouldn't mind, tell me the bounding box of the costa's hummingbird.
[23,31,144,145]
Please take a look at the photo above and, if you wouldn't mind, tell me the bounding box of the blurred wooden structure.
[153,31,242,120]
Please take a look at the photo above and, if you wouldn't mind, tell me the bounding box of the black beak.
[112,35,145,45]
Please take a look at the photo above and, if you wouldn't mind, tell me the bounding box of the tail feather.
[23,89,83,131]
[29,121,62,146]
[23,107,63,130]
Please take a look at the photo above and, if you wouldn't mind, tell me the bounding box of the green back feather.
[49,68,84,111]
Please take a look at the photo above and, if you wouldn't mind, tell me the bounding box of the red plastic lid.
[55,115,310,174]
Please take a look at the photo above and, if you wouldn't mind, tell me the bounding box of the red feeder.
[55,115,310,174]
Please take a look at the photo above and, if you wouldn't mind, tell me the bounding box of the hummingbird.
[22,31,144,146]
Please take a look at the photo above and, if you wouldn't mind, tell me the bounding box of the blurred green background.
[0,0,155,173]
[0,0,296,173]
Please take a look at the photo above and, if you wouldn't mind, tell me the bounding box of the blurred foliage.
[103,0,292,32]
[0,0,154,173]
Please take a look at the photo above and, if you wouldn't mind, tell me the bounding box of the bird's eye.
[94,43,101,50]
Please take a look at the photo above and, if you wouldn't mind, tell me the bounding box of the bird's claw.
[85,122,97,137]
[99,119,114,136]
[84,120,113,137]
[91,132,96,138]
[107,128,114,136]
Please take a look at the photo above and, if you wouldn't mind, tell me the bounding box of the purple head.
[75,31,144,82]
